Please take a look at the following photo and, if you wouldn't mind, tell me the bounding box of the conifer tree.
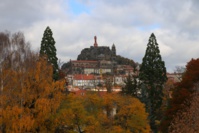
[122,74,134,95]
[40,26,59,80]
[139,33,167,133]
[122,74,138,97]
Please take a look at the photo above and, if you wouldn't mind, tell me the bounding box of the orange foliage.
[2,106,34,133]
[0,57,65,132]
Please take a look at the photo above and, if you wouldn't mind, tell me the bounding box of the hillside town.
[63,36,180,93]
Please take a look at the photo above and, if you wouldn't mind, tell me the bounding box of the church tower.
[94,36,98,47]
[112,43,116,56]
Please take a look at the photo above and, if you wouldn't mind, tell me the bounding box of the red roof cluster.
[73,74,95,80]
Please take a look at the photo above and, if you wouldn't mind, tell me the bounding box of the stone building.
[70,60,113,75]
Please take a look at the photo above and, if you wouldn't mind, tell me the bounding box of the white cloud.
[1,0,199,72]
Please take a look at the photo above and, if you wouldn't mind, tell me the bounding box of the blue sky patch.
[69,0,90,15]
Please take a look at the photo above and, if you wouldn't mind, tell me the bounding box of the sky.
[1,0,199,72]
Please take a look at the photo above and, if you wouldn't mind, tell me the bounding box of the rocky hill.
[77,46,115,61]
[61,36,138,70]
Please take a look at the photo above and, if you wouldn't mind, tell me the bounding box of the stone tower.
[112,43,116,56]
[94,36,98,47]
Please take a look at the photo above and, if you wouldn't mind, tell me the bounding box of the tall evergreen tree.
[40,26,59,80]
[139,33,167,133]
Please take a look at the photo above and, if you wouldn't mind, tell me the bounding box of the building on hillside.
[116,65,135,75]
[66,74,73,85]
[77,36,116,61]
[66,73,134,93]
[114,75,127,86]
[70,60,98,74]
[72,74,101,89]
[66,64,138,90]
[99,60,113,74]
[70,60,114,75]
[69,59,137,77]
[167,73,182,83]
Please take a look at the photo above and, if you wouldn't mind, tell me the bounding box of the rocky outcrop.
[77,46,115,61]
[61,36,138,70]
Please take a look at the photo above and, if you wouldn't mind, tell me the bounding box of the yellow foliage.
[115,96,150,133]
[56,93,150,133]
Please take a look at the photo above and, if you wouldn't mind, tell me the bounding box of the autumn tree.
[56,93,103,133]
[160,78,175,114]
[160,58,199,133]
[0,56,65,132]
[139,33,167,132]
[40,26,59,81]
[115,95,150,133]
[55,92,150,133]
[169,92,199,133]
[0,32,36,132]
[0,31,65,132]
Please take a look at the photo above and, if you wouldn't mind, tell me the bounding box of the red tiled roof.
[73,74,95,80]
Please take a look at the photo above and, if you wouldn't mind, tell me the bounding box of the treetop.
[151,33,155,37]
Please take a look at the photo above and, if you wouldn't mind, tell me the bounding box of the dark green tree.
[40,26,59,80]
[122,66,138,97]
[139,33,167,133]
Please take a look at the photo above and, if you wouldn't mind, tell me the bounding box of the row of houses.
[64,60,182,94]
[66,74,127,89]
[63,60,136,91]
[65,72,182,92]
[68,60,137,75]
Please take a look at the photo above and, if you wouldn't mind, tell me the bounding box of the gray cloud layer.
[1,0,199,72]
